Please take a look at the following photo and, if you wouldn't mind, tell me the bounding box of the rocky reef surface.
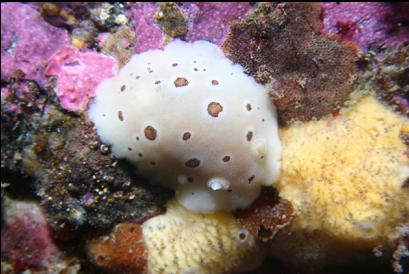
[1,2,408,274]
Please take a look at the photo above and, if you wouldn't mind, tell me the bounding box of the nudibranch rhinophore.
[89,40,281,212]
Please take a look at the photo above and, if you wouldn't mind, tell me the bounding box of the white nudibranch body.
[88,40,281,212]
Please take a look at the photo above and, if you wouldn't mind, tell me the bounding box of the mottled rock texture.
[1,3,69,86]
[222,3,358,125]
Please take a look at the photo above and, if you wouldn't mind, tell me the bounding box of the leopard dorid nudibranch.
[88,40,281,212]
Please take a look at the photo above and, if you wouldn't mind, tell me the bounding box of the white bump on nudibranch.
[208,178,230,191]
[252,138,268,162]
[178,175,188,185]
[88,40,281,212]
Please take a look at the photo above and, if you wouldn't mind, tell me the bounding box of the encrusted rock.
[356,44,409,115]
[1,82,171,237]
[100,26,136,67]
[154,2,188,39]
[234,188,294,242]
[1,3,70,86]
[222,2,358,125]
[87,223,147,274]
[322,3,409,50]
[1,198,80,273]
[130,2,251,53]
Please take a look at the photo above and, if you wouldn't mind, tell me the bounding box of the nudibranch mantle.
[89,40,281,212]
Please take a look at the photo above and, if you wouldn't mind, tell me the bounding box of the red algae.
[87,223,147,274]
[1,200,79,273]
[234,188,294,241]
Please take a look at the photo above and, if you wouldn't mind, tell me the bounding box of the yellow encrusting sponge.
[142,199,264,274]
[277,94,409,241]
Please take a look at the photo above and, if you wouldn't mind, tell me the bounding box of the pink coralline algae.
[1,3,70,86]
[1,200,76,273]
[321,3,409,50]
[46,46,118,112]
[130,3,164,53]
[182,2,252,44]
[130,2,251,53]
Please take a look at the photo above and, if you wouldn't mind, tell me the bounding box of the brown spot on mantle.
[174,77,189,87]
[246,131,253,142]
[182,132,191,141]
[185,158,200,168]
[118,111,124,121]
[144,126,157,140]
[207,102,223,117]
